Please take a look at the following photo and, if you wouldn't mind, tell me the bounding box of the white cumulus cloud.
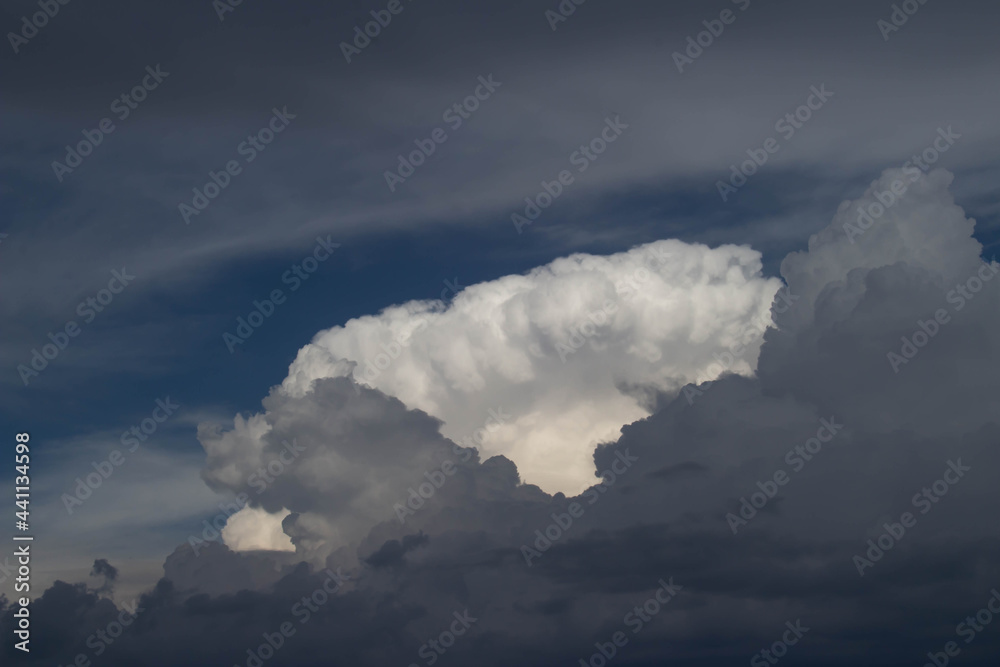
[278,239,782,495]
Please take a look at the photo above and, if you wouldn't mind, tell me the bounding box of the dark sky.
[2,0,1000,664]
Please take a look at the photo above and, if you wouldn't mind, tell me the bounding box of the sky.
[2,0,1000,665]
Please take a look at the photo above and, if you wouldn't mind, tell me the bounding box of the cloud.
[279,238,782,495]
[7,168,1000,665]
[221,506,295,553]
[194,237,780,553]
[761,168,1000,438]
[89,558,118,595]
[199,375,548,563]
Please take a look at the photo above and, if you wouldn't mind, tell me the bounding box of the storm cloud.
[3,1,999,665]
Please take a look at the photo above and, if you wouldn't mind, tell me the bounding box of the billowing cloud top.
[277,239,781,494]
